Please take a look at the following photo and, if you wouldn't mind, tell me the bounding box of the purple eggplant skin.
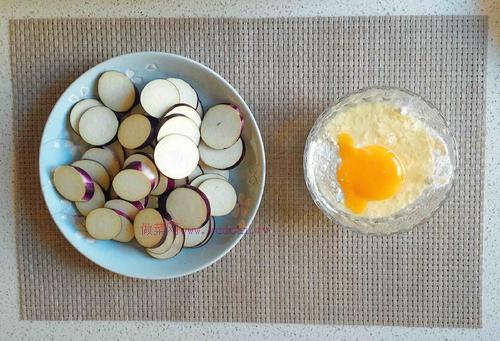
[166,185,211,229]
[221,138,246,170]
[72,166,95,201]
[124,161,156,191]
[136,115,158,150]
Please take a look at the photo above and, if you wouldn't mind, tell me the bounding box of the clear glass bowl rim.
[303,86,458,236]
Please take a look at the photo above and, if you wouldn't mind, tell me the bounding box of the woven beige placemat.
[10,16,486,327]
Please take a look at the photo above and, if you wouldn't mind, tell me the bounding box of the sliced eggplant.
[165,186,210,229]
[112,164,154,201]
[197,216,216,247]
[189,173,226,188]
[164,104,201,127]
[196,100,204,118]
[201,104,243,149]
[97,71,136,112]
[124,145,155,158]
[105,140,125,167]
[146,225,185,259]
[166,78,198,109]
[198,138,245,170]
[129,103,147,116]
[75,181,105,216]
[79,106,119,146]
[53,165,94,202]
[183,218,211,248]
[140,79,180,118]
[146,195,160,209]
[137,196,149,210]
[156,114,200,145]
[108,186,118,200]
[199,161,229,180]
[133,208,166,248]
[198,178,237,216]
[174,177,188,188]
[187,165,204,183]
[125,160,157,190]
[82,147,121,178]
[85,207,122,240]
[72,159,110,190]
[146,216,176,254]
[123,153,159,189]
[69,99,102,134]
[118,113,156,149]
[104,199,140,220]
[150,173,175,196]
[112,213,135,243]
[154,134,199,180]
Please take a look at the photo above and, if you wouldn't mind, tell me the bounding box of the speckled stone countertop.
[1,1,499,340]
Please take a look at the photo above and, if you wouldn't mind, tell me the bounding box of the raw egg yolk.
[336,133,405,214]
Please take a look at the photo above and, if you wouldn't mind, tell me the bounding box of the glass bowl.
[303,87,457,235]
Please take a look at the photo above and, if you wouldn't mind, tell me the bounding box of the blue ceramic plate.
[39,52,266,279]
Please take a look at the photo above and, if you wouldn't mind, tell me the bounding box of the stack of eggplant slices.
[53,71,245,259]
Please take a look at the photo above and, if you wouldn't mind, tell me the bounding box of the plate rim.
[38,51,266,279]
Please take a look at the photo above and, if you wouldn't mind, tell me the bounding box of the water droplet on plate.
[58,213,70,221]
[44,138,87,158]
[80,87,89,97]
[68,94,80,103]
[125,68,135,78]
[145,63,158,72]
